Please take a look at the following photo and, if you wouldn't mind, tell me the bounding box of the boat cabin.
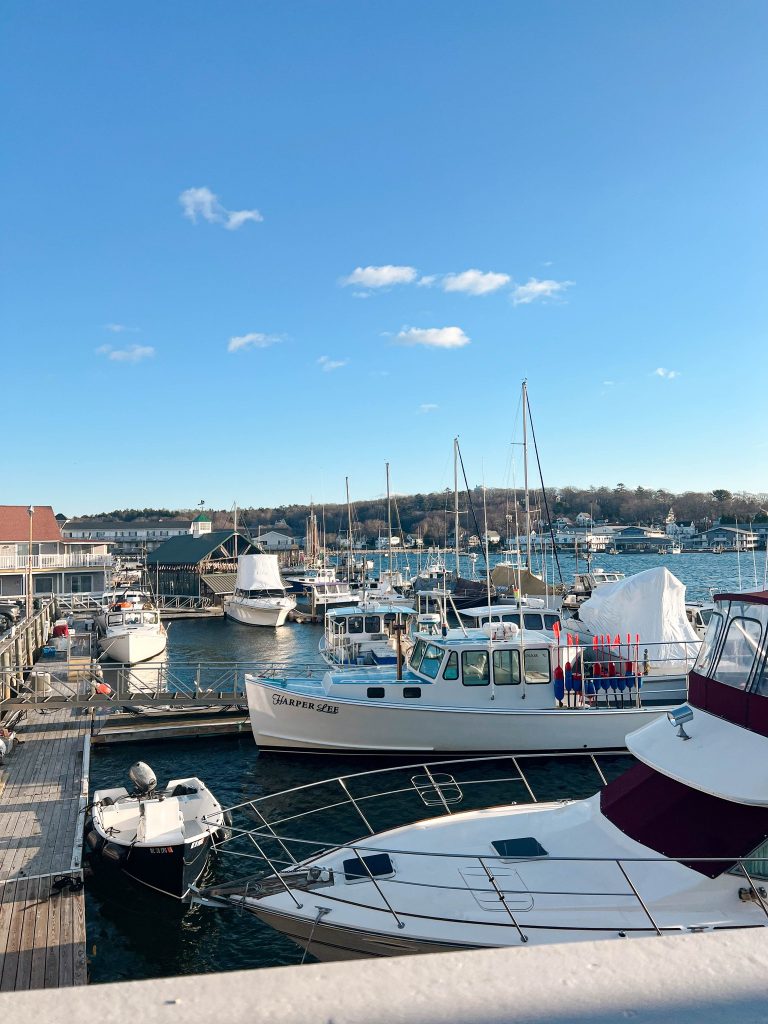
[321,604,415,666]
[458,603,562,636]
[106,608,160,630]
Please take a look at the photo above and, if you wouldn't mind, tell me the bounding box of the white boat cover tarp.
[235,554,284,592]
[575,567,700,673]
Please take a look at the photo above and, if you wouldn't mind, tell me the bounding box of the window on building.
[70,574,93,594]
[34,576,55,594]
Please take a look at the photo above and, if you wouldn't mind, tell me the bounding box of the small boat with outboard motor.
[85,761,227,899]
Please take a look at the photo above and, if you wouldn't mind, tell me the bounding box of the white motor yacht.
[98,595,167,665]
[203,587,768,960]
[224,554,296,627]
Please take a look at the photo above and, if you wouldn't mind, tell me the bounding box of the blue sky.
[2,1,767,514]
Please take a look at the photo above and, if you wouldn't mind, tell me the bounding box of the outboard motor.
[129,761,157,795]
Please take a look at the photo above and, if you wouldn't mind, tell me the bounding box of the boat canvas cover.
[235,554,284,592]
[491,565,559,596]
[576,566,700,671]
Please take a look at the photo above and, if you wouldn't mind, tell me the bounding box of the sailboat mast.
[346,476,353,584]
[386,462,393,574]
[522,380,531,569]
[454,437,460,580]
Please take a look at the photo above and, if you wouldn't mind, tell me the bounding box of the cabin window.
[347,616,364,635]
[143,612,158,625]
[367,687,385,699]
[364,616,381,633]
[493,649,521,685]
[524,649,551,684]
[443,652,458,679]
[420,643,444,680]
[502,613,521,627]
[737,838,768,880]
[523,613,543,630]
[125,612,142,625]
[713,617,763,691]
[544,614,560,631]
[694,612,724,675]
[462,650,490,686]
[409,639,426,671]
[403,687,422,698]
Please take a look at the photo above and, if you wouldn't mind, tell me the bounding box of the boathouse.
[145,530,259,600]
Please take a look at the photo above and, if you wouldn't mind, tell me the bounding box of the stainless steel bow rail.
[191,751,768,942]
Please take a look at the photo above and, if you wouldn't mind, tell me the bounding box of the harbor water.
[86,551,760,983]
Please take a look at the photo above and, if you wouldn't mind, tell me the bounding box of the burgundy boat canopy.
[714,590,768,606]
[601,762,768,878]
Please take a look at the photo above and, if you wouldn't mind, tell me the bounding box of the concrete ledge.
[2,928,768,1022]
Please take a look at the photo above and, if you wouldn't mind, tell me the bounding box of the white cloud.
[417,274,438,287]
[96,344,154,363]
[442,269,510,295]
[228,332,281,353]
[419,403,439,413]
[103,323,139,334]
[395,326,470,350]
[511,277,573,305]
[653,367,680,380]
[340,265,418,289]
[318,355,349,372]
[602,380,615,387]
[179,186,263,230]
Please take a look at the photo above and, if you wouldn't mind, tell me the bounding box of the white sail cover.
[235,554,284,592]
[575,567,700,673]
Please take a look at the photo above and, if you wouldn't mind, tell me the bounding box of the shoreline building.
[0,505,111,598]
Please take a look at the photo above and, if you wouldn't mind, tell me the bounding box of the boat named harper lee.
[245,618,686,755]
[208,587,768,960]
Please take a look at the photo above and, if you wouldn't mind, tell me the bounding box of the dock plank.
[0,708,89,990]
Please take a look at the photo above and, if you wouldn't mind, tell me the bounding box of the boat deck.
[0,708,89,990]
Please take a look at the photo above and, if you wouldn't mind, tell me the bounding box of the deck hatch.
[491,837,548,860]
[342,852,395,883]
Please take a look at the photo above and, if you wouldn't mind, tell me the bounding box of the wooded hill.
[93,485,768,546]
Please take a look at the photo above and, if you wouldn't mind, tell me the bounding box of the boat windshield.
[695,601,768,692]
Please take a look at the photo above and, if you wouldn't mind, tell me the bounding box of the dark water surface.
[86,551,756,983]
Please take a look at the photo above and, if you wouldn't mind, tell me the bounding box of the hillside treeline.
[96,485,768,545]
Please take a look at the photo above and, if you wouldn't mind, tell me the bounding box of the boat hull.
[225,598,294,627]
[99,630,167,665]
[246,678,668,755]
[95,835,213,899]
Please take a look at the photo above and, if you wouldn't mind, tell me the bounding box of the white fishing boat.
[245,617,684,755]
[98,597,167,664]
[86,761,226,899]
[203,588,768,960]
[224,554,296,627]
[457,600,562,637]
[319,603,416,667]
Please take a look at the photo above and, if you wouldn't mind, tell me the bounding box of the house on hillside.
[63,515,197,555]
[0,505,111,597]
[255,529,296,552]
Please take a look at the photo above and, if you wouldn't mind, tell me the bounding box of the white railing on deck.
[0,553,113,571]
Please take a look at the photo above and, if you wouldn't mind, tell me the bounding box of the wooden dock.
[0,708,89,990]
[92,706,250,745]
